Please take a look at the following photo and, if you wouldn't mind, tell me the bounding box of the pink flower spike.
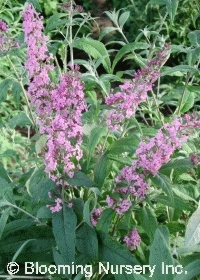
[22,4,87,182]
[105,43,170,131]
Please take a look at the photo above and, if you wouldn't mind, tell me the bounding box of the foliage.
[0,0,200,280]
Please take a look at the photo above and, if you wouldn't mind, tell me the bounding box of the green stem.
[176,72,191,116]
[74,13,91,40]
[100,130,109,156]
[69,0,74,68]
[150,89,164,125]
[120,120,129,138]
[6,201,45,225]
[6,55,37,127]
[147,12,168,60]
[93,130,109,174]
[118,28,129,44]
[190,59,200,84]
[54,55,62,77]
[0,71,17,81]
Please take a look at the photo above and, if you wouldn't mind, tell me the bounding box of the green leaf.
[108,154,132,166]
[149,227,174,280]
[83,199,93,227]
[76,223,98,260]
[139,206,157,242]
[52,248,67,275]
[96,208,115,233]
[73,38,111,73]
[46,13,67,32]
[0,163,11,182]
[94,152,110,188]
[156,195,193,211]
[37,206,52,219]
[74,273,85,280]
[165,0,179,25]
[0,178,15,204]
[0,79,12,103]
[99,232,140,280]
[148,0,166,5]
[27,166,45,186]
[27,0,42,12]
[12,239,35,262]
[173,259,200,280]
[188,30,200,47]
[2,220,35,237]
[133,275,148,280]
[87,126,108,168]
[52,205,77,273]
[99,27,118,41]
[166,222,185,234]
[12,81,22,108]
[184,202,200,248]
[160,158,192,177]
[187,47,200,66]
[66,171,97,188]
[35,134,48,155]
[8,112,32,128]
[172,186,197,205]
[150,173,174,205]
[112,42,148,72]
[178,173,196,182]
[0,207,12,239]
[0,149,17,159]
[29,177,55,203]
[100,74,122,83]
[109,136,140,155]
[148,0,178,24]
[75,253,91,266]
[180,91,195,113]
[0,225,53,254]
[158,225,170,245]
[176,244,200,255]
[119,11,130,28]
[161,65,199,76]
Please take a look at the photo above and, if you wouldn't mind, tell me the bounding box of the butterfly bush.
[105,43,170,131]
[107,113,200,215]
[44,68,87,181]
[135,117,187,176]
[22,4,87,185]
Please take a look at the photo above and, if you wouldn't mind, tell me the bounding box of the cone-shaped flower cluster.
[105,43,170,131]
[22,4,87,183]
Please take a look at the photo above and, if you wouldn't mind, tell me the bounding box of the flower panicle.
[105,43,171,131]
[22,4,87,186]
[108,113,200,215]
